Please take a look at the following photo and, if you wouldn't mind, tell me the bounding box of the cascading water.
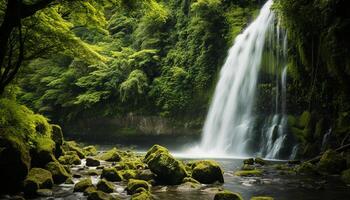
[196,0,294,159]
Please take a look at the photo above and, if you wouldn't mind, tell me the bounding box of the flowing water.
[196,0,294,159]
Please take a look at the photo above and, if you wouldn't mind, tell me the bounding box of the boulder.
[120,170,137,180]
[74,178,93,192]
[97,179,115,193]
[296,162,318,175]
[97,148,122,162]
[63,141,85,159]
[214,190,243,200]
[58,154,81,165]
[126,179,151,195]
[51,124,63,157]
[234,169,262,177]
[136,169,154,181]
[87,191,116,200]
[318,150,346,174]
[45,161,70,184]
[131,190,152,200]
[101,167,123,182]
[191,160,224,184]
[254,157,266,165]
[24,168,53,196]
[84,186,97,196]
[341,169,350,184]
[251,197,274,200]
[144,145,188,185]
[243,158,254,165]
[86,157,100,167]
[84,146,98,156]
[36,189,53,197]
[30,137,56,167]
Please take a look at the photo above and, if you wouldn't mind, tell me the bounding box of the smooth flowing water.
[196,0,293,159]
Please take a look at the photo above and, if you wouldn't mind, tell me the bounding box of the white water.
[192,0,292,159]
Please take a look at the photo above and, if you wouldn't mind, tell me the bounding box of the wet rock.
[243,158,255,165]
[254,157,266,166]
[251,197,274,200]
[73,173,82,178]
[101,167,123,182]
[58,154,81,165]
[214,190,243,200]
[341,169,350,184]
[88,169,101,176]
[74,178,93,192]
[97,148,122,162]
[51,124,63,157]
[63,141,85,159]
[36,189,53,197]
[84,186,97,196]
[126,179,151,195]
[86,157,101,167]
[183,177,200,184]
[45,161,70,184]
[242,164,255,171]
[136,169,154,181]
[318,150,346,174]
[191,160,224,184]
[87,191,116,200]
[295,162,318,175]
[144,145,188,185]
[120,170,137,180]
[234,169,262,177]
[65,177,74,184]
[84,146,98,156]
[131,189,152,200]
[24,168,53,197]
[30,138,56,167]
[177,181,201,191]
[97,179,115,193]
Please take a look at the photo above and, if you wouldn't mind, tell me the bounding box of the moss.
[127,179,150,195]
[183,177,200,184]
[97,148,122,162]
[36,188,53,197]
[74,178,93,192]
[295,162,318,175]
[131,190,152,200]
[298,111,311,129]
[254,157,266,165]
[234,169,262,177]
[51,124,63,157]
[101,167,123,182]
[341,169,350,184]
[191,160,224,184]
[86,157,101,167]
[87,190,115,200]
[63,141,86,159]
[120,170,137,180]
[214,190,243,200]
[84,145,98,156]
[145,145,188,185]
[243,158,254,165]
[24,168,53,196]
[84,186,97,196]
[251,197,274,200]
[58,154,81,165]
[318,150,346,174]
[135,169,154,181]
[45,161,70,184]
[97,179,115,193]
[241,164,255,171]
[31,136,56,167]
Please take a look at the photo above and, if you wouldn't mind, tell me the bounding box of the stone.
[131,190,152,200]
[234,169,262,177]
[254,157,266,165]
[87,191,116,200]
[126,179,151,195]
[214,190,243,200]
[51,124,63,157]
[296,162,318,175]
[58,154,81,165]
[86,157,101,167]
[24,168,53,196]
[97,179,115,193]
[36,189,53,197]
[318,150,346,174]
[191,160,224,184]
[243,158,254,165]
[136,169,154,181]
[45,161,70,184]
[97,148,122,162]
[84,145,98,156]
[101,167,123,182]
[63,141,85,159]
[74,178,93,192]
[251,197,274,200]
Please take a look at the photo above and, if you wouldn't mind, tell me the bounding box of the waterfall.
[198,0,292,159]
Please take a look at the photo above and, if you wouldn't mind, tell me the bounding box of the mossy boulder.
[58,154,81,165]
[131,190,152,200]
[84,146,98,156]
[254,157,266,165]
[136,169,154,181]
[84,186,97,196]
[126,179,151,195]
[24,168,53,196]
[87,191,116,200]
[144,145,187,185]
[120,170,137,180]
[191,160,224,184]
[297,111,311,128]
[214,190,243,200]
[101,167,123,182]
[30,137,56,167]
[86,157,100,167]
[45,161,70,184]
[36,189,53,197]
[341,169,350,184]
[318,150,346,174]
[51,124,63,157]
[63,141,85,159]
[97,179,115,193]
[251,197,274,200]
[74,178,93,192]
[234,169,262,177]
[183,177,200,184]
[97,148,122,162]
[295,162,318,175]
[243,158,254,165]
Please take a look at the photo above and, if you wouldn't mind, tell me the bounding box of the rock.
[30,137,56,167]
[24,168,53,196]
[234,169,262,177]
[87,191,116,200]
[84,186,97,196]
[131,190,152,200]
[136,169,154,181]
[177,181,201,191]
[318,150,346,174]
[120,170,137,180]
[183,177,200,184]
[341,169,350,184]
[251,197,274,200]
[51,124,64,157]
[84,146,98,156]
[97,179,115,193]
[74,178,93,192]
[126,179,151,195]
[144,145,188,185]
[88,169,101,176]
[254,157,266,165]
[191,160,224,184]
[101,167,123,182]
[63,141,86,159]
[97,148,122,162]
[45,161,70,184]
[214,190,243,200]
[58,154,81,165]
[0,136,30,194]
[298,111,311,129]
[65,177,74,184]
[243,158,254,165]
[86,157,101,167]
[296,162,318,175]
[36,189,53,197]
[241,164,255,171]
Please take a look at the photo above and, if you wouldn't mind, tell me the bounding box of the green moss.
[318,150,346,174]
[183,177,200,184]
[24,168,53,196]
[295,162,318,175]
[298,111,311,129]
[341,169,350,184]
[191,160,224,184]
[234,169,262,177]
[74,178,93,192]
[135,169,154,181]
[97,179,115,193]
[31,136,56,167]
[143,144,169,163]
[101,167,123,182]
[97,148,122,162]
[251,197,274,200]
[84,186,97,196]
[45,161,70,184]
[58,154,81,165]
[87,190,115,200]
[131,190,152,200]
[63,141,86,159]
[214,190,243,200]
[84,145,98,156]
[126,179,150,195]
[120,170,137,180]
[243,158,254,165]
[51,124,63,157]
[254,157,266,165]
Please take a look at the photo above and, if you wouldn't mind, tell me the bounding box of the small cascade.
[196,0,294,159]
